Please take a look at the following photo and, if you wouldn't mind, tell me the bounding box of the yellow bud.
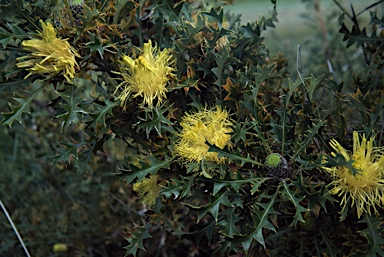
[52,243,68,253]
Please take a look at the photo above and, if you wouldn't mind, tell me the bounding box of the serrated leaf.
[192,220,216,245]
[124,222,151,256]
[358,215,384,256]
[219,208,241,238]
[87,99,117,136]
[235,190,279,251]
[53,141,86,163]
[213,172,269,196]
[292,120,325,160]
[307,74,325,101]
[231,122,250,143]
[293,172,336,214]
[253,64,276,92]
[55,87,86,132]
[1,81,45,126]
[281,180,309,227]
[119,155,172,184]
[202,7,224,25]
[207,141,263,167]
[113,0,138,24]
[161,175,194,199]
[211,47,239,86]
[136,105,174,138]
[86,33,105,59]
[185,190,232,222]
[323,152,360,176]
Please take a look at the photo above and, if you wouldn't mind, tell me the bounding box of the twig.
[296,44,308,101]
[0,200,32,257]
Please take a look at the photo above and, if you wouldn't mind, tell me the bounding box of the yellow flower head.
[115,40,176,109]
[133,175,161,207]
[16,20,80,83]
[324,131,384,218]
[174,106,233,164]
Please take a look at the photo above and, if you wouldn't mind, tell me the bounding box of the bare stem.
[0,200,31,257]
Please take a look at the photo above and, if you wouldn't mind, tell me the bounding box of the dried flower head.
[133,175,161,207]
[324,131,384,218]
[174,106,233,164]
[16,20,80,83]
[114,40,176,109]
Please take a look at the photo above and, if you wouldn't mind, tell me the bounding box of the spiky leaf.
[281,180,309,227]
[1,81,44,126]
[358,215,384,256]
[124,222,151,256]
[119,155,172,184]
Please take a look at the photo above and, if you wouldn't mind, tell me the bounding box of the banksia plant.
[16,20,80,83]
[323,131,384,218]
[174,105,233,165]
[1,0,384,257]
[114,40,176,109]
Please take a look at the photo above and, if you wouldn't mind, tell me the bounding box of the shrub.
[1,0,384,256]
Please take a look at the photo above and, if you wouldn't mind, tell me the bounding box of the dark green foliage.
[1,0,384,256]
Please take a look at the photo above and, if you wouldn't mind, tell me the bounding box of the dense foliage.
[1,0,384,256]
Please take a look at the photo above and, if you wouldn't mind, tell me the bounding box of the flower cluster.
[16,20,80,83]
[174,106,233,164]
[324,131,384,218]
[114,40,176,109]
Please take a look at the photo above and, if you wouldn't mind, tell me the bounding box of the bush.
[1,0,384,256]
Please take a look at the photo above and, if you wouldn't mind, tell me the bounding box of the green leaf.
[85,33,105,59]
[231,121,250,143]
[113,0,138,24]
[207,141,263,167]
[156,0,184,23]
[218,208,241,238]
[211,47,239,86]
[323,152,360,176]
[124,222,151,256]
[307,74,325,101]
[192,220,216,245]
[1,81,45,127]
[119,155,172,184]
[136,105,175,138]
[161,175,194,199]
[202,7,224,25]
[235,189,279,251]
[358,215,384,256]
[55,87,86,133]
[185,190,232,222]
[293,172,336,213]
[253,64,276,92]
[213,172,269,196]
[280,78,302,152]
[281,180,309,227]
[319,229,338,257]
[53,141,86,163]
[292,120,325,160]
[87,99,117,136]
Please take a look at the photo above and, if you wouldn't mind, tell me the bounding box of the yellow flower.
[114,40,176,109]
[133,175,161,207]
[324,131,384,218]
[174,106,233,164]
[16,20,80,83]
